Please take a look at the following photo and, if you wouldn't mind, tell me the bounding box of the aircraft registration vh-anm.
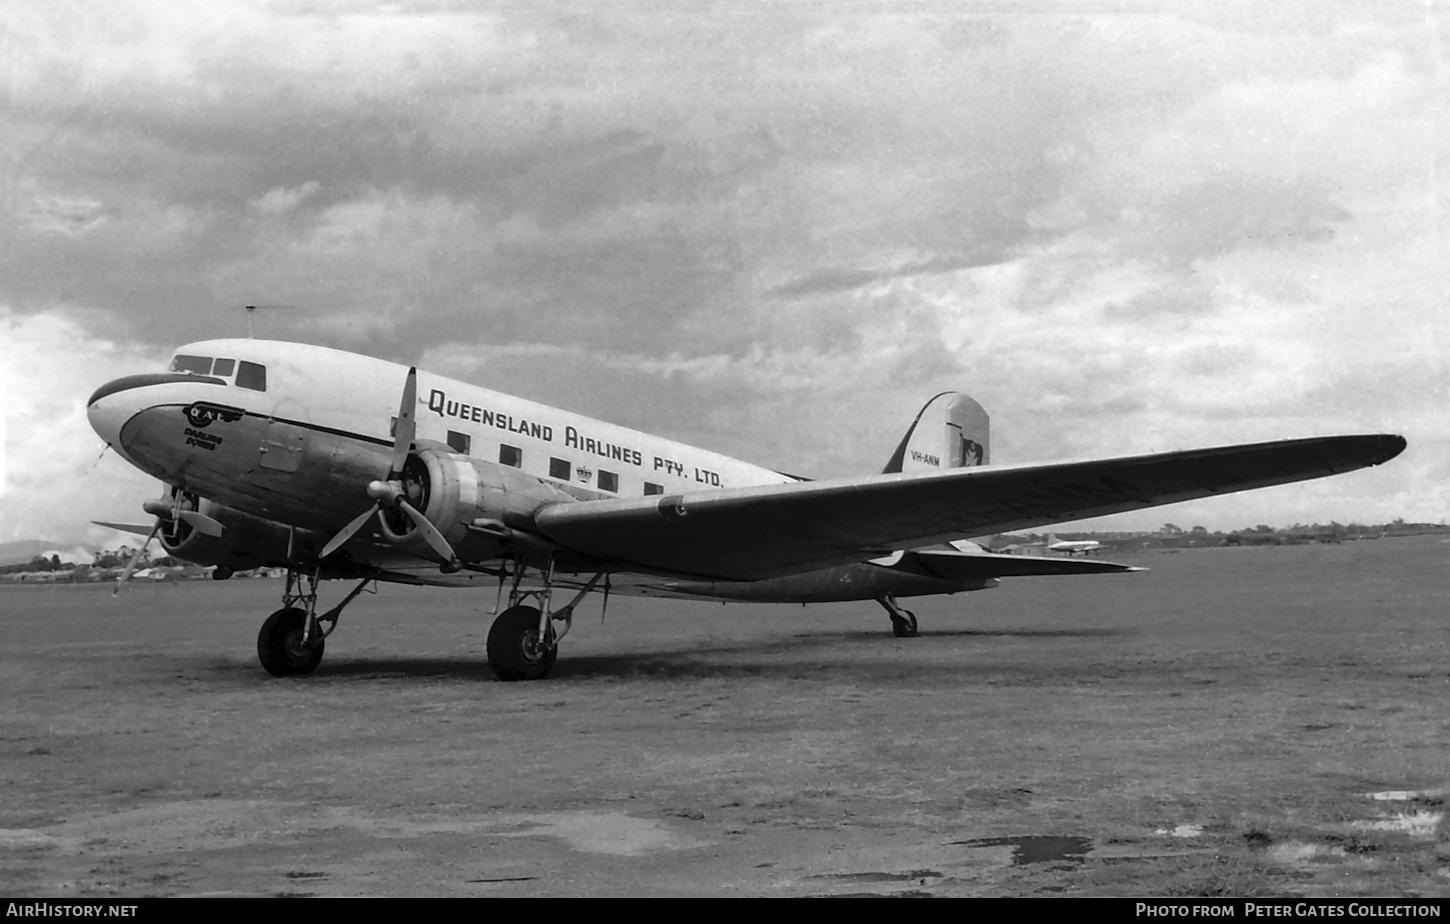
[86,339,1406,681]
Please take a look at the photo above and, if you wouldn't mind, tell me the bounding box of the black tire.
[487,605,557,681]
[257,607,325,677]
[891,611,919,638]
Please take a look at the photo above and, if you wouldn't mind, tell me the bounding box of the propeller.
[105,489,226,595]
[319,367,460,570]
[178,509,225,537]
[113,520,162,596]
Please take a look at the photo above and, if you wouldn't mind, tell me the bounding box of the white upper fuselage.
[91,338,797,502]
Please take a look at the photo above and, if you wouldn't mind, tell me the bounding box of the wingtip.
[1330,433,1407,468]
[1378,434,1408,463]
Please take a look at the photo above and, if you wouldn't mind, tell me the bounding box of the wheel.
[487,605,557,681]
[891,610,919,638]
[257,607,325,677]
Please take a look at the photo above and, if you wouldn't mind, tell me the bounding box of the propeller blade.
[398,499,459,568]
[320,504,381,559]
[178,510,225,538]
[114,520,162,596]
[389,367,418,478]
[92,520,161,538]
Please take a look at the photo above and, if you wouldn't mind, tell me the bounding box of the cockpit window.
[212,358,235,377]
[237,361,267,392]
[170,354,214,375]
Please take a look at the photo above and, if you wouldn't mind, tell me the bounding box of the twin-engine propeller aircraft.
[86,339,1406,681]
[1046,534,1104,555]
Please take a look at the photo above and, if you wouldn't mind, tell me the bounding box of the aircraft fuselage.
[86,339,991,600]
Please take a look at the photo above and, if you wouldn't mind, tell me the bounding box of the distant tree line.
[0,553,183,575]
[1004,518,1448,550]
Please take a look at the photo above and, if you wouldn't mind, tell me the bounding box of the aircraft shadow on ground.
[797,626,1137,640]
[222,624,1144,685]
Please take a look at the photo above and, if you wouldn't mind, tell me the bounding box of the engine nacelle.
[160,493,298,572]
[376,447,578,564]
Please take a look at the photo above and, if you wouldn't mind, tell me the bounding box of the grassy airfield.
[1,536,1446,897]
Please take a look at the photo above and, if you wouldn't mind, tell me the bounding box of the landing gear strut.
[878,594,918,638]
[485,559,603,682]
[257,569,371,677]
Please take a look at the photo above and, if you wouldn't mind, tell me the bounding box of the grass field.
[2,536,1447,896]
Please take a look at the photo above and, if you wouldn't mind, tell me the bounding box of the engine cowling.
[373,446,579,565]
[159,490,298,572]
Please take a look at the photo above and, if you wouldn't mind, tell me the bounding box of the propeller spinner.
[320,367,460,570]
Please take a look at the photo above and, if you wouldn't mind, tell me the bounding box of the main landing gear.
[486,559,604,682]
[878,594,919,638]
[253,559,604,681]
[257,569,372,677]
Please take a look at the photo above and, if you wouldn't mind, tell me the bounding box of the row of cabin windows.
[169,354,267,392]
[446,429,663,495]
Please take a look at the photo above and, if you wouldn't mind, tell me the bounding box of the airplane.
[1046,533,1103,555]
[85,339,1406,681]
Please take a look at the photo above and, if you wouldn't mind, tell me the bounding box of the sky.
[1,0,1446,547]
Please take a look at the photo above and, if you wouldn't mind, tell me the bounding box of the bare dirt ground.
[2,536,1448,897]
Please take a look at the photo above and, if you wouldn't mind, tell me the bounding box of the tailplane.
[882,392,990,474]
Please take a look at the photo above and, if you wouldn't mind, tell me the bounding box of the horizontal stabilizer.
[912,549,1142,580]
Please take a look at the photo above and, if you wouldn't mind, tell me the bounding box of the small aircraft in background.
[86,339,1405,681]
[1046,533,1104,555]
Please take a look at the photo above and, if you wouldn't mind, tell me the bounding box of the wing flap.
[533,434,1404,581]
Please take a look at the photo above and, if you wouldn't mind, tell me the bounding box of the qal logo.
[185,402,245,429]
[961,438,985,466]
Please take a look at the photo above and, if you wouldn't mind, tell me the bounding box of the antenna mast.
[243,304,293,339]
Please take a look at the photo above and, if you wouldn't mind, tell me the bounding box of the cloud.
[250,181,320,216]
[0,308,165,542]
[0,2,1442,539]
[19,192,109,236]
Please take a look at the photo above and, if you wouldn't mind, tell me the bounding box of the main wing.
[533,434,1405,581]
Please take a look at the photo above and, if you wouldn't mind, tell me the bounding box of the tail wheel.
[257,607,325,677]
[891,611,919,638]
[487,605,557,681]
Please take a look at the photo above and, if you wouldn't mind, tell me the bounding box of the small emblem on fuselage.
[961,438,984,466]
[184,402,245,429]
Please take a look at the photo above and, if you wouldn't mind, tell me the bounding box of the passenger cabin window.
[236,361,267,392]
[499,445,522,468]
[447,431,471,455]
[643,482,663,495]
[598,470,619,493]
[549,457,571,480]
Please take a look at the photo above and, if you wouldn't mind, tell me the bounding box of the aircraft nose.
[87,375,151,449]
[88,385,127,449]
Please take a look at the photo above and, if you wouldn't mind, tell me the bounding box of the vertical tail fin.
[882,392,990,474]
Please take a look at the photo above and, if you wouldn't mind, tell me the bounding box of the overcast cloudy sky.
[2,0,1445,545]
